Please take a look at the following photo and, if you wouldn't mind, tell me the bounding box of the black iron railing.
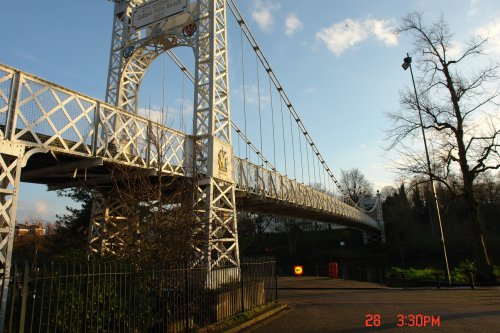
[3,257,276,333]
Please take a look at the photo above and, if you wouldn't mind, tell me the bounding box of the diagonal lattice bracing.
[1,63,381,232]
[12,74,96,155]
[191,0,240,270]
[88,191,131,258]
[0,67,15,137]
[0,141,24,326]
[233,157,383,231]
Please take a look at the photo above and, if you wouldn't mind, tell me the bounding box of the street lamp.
[402,53,451,286]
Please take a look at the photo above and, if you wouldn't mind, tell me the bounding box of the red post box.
[329,262,339,278]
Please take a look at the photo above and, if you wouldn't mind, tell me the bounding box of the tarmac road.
[245,277,500,333]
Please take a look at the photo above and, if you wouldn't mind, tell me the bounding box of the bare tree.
[96,110,197,267]
[388,12,499,282]
[339,168,373,203]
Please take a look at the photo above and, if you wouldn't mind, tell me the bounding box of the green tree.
[49,188,92,260]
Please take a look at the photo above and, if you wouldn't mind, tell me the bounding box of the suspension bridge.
[0,0,385,314]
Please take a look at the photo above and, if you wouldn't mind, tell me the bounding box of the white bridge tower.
[89,0,240,269]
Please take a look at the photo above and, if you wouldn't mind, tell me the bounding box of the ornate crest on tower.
[218,148,228,173]
[213,139,233,182]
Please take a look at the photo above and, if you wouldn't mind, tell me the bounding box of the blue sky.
[1,0,499,223]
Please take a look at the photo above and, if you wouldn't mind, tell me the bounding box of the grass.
[198,302,282,333]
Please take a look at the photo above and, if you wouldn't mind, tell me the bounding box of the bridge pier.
[88,191,132,258]
[362,230,386,245]
[0,142,24,329]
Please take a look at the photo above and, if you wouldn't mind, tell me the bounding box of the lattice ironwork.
[119,37,190,113]
[0,141,24,328]
[233,157,383,231]
[105,3,132,106]
[0,64,191,178]
[88,191,130,257]
[102,0,240,269]
[12,73,96,155]
[105,0,194,113]
[191,0,240,270]
[0,67,15,138]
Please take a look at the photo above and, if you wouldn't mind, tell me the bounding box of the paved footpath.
[245,277,500,333]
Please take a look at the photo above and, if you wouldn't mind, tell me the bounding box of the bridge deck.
[0,63,381,232]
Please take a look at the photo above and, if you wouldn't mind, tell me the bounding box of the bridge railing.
[233,157,381,230]
[0,64,190,176]
[0,63,378,228]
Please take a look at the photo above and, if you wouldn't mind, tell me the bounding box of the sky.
[1,0,499,223]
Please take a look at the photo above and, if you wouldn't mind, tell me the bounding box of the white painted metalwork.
[233,157,382,231]
[0,1,387,324]
[190,0,239,269]
[103,0,240,269]
[88,191,130,256]
[0,60,382,246]
[0,142,24,330]
[105,0,194,113]
[0,64,191,173]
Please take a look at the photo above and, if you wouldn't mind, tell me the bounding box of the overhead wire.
[297,121,304,183]
[256,53,264,167]
[268,75,276,167]
[288,107,296,180]
[306,136,311,185]
[279,96,287,176]
[226,0,358,206]
[166,48,278,172]
[240,27,249,160]
[166,5,372,211]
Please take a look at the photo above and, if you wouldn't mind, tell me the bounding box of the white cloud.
[233,84,270,105]
[135,99,193,134]
[251,0,281,32]
[17,199,57,223]
[316,18,398,56]
[138,106,171,124]
[35,200,49,214]
[446,41,465,59]
[475,18,500,56]
[467,0,481,18]
[285,14,303,36]
[368,19,398,46]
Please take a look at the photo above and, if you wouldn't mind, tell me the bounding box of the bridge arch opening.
[135,46,195,135]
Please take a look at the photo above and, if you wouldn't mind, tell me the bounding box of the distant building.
[15,223,46,238]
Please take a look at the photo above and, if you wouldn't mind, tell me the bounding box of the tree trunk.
[443,66,496,284]
[462,176,495,283]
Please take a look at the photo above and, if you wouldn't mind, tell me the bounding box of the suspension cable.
[306,139,311,185]
[231,121,277,171]
[227,0,356,205]
[297,121,304,183]
[256,54,264,167]
[167,21,366,209]
[289,107,296,180]
[167,49,276,171]
[240,28,249,160]
[280,96,287,176]
[312,143,318,184]
[162,53,167,124]
[269,76,276,167]
[181,66,185,133]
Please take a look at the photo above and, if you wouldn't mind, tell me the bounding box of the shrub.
[450,260,476,283]
[387,266,442,280]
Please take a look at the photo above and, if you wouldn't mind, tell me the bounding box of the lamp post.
[402,53,451,286]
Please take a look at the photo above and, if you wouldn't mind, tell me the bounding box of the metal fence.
[3,258,277,333]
